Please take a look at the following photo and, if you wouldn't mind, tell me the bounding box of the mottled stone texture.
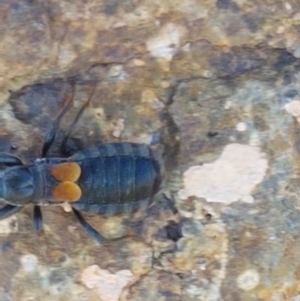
[1,0,300,300]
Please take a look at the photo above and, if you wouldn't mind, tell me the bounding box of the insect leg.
[42,83,76,157]
[72,207,104,243]
[33,205,43,232]
[0,204,23,219]
[0,153,23,166]
[60,83,98,155]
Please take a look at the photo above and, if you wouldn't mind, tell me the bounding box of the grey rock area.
[0,0,300,300]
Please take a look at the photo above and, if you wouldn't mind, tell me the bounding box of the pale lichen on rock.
[0,215,18,235]
[237,269,260,291]
[146,23,186,60]
[179,143,268,204]
[81,265,136,301]
[285,100,300,123]
[1,0,300,300]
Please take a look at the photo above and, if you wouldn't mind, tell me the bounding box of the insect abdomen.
[72,143,161,215]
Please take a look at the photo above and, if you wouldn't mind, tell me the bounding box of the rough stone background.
[0,0,300,300]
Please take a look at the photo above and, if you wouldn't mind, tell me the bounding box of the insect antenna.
[42,82,76,157]
[60,83,98,154]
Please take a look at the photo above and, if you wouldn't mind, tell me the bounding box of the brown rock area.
[1,0,300,300]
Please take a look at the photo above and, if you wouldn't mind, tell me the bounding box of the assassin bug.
[0,83,161,242]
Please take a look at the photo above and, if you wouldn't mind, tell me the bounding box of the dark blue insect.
[0,84,161,242]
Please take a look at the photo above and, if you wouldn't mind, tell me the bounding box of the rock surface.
[0,0,300,300]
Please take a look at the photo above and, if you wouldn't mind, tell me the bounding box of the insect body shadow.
[0,83,162,243]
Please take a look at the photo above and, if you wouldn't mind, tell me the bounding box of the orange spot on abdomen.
[51,162,81,182]
[52,181,82,202]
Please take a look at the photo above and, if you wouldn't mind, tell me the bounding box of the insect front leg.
[0,153,23,167]
[0,205,44,233]
[33,206,43,232]
[0,154,24,218]
[0,204,23,219]
[72,208,104,243]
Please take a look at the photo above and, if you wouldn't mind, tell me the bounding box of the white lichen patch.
[108,65,128,80]
[112,118,125,138]
[224,100,232,109]
[146,23,185,60]
[0,215,18,235]
[240,195,255,203]
[132,59,145,66]
[81,265,136,301]
[178,143,268,204]
[20,254,38,273]
[236,122,247,131]
[100,216,127,239]
[285,100,300,123]
[237,269,260,291]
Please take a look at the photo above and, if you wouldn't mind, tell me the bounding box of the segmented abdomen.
[71,143,161,215]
